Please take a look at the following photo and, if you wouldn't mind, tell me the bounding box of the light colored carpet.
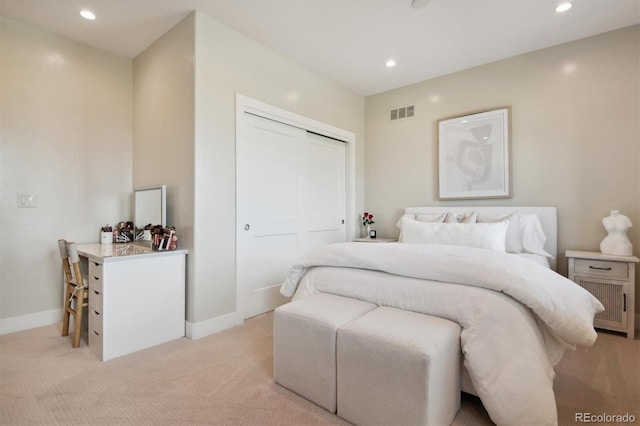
[0,312,637,425]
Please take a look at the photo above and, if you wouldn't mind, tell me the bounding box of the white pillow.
[477,211,523,253]
[397,213,445,242]
[400,218,508,252]
[520,214,554,258]
[416,213,447,223]
[444,212,478,223]
[395,213,416,229]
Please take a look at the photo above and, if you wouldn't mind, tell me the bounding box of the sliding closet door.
[300,132,346,254]
[237,113,346,319]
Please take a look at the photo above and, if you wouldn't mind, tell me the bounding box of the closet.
[237,109,347,318]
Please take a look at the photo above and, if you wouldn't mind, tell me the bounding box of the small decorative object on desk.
[114,221,134,243]
[152,226,178,251]
[600,210,633,256]
[100,225,113,245]
[362,211,375,238]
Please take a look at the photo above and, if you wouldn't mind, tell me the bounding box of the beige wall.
[131,11,364,332]
[133,14,196,296]
[0,17,132,329]
[365,25,640,313]
[191,11,365,325]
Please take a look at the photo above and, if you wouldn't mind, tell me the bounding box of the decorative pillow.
[444,212,478,223]
[397,213,445,242]
[400,218,508,252]
[520,214,554,258]
[416,213,447,223]
[395,213,416,229]
[477,211,523,253]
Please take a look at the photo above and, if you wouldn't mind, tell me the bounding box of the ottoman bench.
[273,293,377,412]
[337,307,462,426]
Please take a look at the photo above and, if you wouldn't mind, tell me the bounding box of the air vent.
[390,105,415,122]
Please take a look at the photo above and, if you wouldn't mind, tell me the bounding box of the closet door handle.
[588,266,612,271]
[244,224,250,231]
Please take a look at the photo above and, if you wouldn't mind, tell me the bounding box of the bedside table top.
[354,237,398,243]
[565,250,639,263]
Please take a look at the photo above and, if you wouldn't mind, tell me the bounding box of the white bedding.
[280,242,603,426]
[514,252,551,268]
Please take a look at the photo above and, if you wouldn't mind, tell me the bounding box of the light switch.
[17,193,37,208]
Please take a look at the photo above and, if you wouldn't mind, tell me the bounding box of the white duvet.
[280,242,603,426]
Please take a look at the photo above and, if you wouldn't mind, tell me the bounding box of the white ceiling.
[1,0,639,96]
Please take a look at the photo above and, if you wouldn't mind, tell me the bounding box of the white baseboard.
[0,308,63,336]
[2,308,246,340]
[186,311,243,340]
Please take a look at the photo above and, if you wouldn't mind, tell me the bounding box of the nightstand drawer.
[574,259,627,279]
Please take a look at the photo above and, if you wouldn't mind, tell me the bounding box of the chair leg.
[62,284,71,337]
[72,291,84,348]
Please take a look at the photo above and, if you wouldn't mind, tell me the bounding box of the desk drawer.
[574,259,628,279]
[89,307,103,334]
[88,275,103,293]
[89,287,103,312]
[89,327,103,360]
[89,260,103,280]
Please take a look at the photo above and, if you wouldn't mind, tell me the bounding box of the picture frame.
[437,107,511,200]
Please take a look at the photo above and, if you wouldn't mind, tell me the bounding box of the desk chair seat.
[58,240,88,348]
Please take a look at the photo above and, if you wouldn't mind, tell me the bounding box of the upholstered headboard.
[403,206,558,270]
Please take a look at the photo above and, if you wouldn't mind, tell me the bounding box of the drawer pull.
[92,289,100,296]
[92,330,100,336]
[624,294,627,312]
[588,266,612,271]
[92,309,101,316]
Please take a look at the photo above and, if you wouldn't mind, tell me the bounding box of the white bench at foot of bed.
[274,294,462,425]
[273,293,377,412]
[337,306,461,426]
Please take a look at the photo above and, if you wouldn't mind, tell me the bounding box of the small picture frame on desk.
[369,230,376,239]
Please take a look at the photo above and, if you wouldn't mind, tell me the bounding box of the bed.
[279,206,603,426]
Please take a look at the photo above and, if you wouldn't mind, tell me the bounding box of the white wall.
[133,14,195,284]
[130,12,364,335]
[191,11,365,328]
[0,17,132,332]
[365,26,640,312]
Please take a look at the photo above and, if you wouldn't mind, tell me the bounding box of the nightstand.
[566,250,638,339]
[354,237,397,243]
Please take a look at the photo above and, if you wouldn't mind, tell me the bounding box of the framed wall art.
[437,106,511,200]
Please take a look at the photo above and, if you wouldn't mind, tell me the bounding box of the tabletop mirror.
[133,185,166,245]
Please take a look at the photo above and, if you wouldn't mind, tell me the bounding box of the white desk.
[77,243,188,361]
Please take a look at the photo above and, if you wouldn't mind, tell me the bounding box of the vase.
[600,210,633,256]
[365,224,371,238]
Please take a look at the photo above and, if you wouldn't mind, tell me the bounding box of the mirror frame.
[133,185,166,241]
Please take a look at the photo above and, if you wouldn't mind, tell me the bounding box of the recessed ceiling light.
[80,10,96,20]
[555,2,572,13]
[385,59,396,68]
